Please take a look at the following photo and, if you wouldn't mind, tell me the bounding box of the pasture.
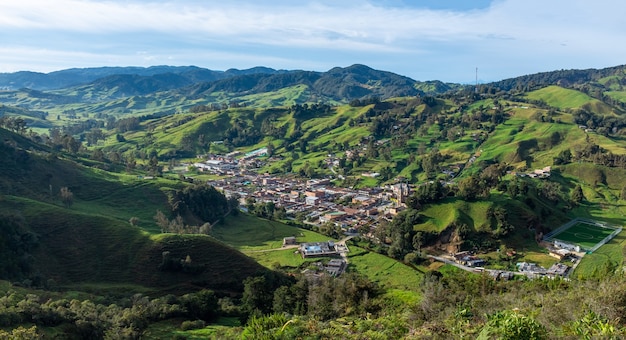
[212,214,333,251]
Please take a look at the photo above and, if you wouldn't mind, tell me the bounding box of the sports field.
[550,221,618,250]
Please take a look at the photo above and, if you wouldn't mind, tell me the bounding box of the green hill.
[526,85,601,109]
[0,127,270,294]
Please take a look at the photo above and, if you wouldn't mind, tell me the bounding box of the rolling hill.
[0,127,270,294]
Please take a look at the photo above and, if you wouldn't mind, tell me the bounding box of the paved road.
[336,235,355,264]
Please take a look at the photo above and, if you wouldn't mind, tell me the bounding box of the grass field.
[549,221,618,250]
[347,246,423,290]
[212,214,333,251]
[573,230,626,278]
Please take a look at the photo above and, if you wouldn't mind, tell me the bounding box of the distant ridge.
[181,64,422,101]
[0,65,289,91]
[488,64,626,91]
[0,64,433,106]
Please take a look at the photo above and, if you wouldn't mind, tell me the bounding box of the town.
[194,148,412,240]
[187,147,589,279]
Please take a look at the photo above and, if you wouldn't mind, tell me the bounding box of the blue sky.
[0,0,624,82]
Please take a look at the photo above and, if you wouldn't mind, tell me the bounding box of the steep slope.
[0,127,269,292]
[1,196,267,292]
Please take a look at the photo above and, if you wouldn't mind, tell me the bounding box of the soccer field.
[551,222,617,250]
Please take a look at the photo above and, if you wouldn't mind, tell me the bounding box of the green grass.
[212,214,333,251]
[0,195,267,293]
[246,248,319,269]
[417,199,493,233]
[605,91,626,103]
[347,246,422,290]
[143,317,241,339]
[525,86,597,109]
[573,230,626,279]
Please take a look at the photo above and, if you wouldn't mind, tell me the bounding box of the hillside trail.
[246,244,300,253]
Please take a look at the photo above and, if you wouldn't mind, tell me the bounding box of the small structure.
[325,259,346,276]
[517,262,547,275]
[547,263,569,277]
[554,240,581,253]
[283,236,297,247]
[548,248,571,260]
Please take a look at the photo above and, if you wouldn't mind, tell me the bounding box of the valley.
[0,63,626,338]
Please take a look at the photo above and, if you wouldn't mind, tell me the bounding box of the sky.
[0,0,624,83]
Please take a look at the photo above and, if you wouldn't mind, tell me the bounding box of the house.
[517,262,547,275]
[305,190,325,198]
[305,196,320,206]
[547,263,569,276]
[554,240,581,253]
[300,241,339,258]
[283,236,297,247]
[325,259,346,276]
[319,211,346,224]
[548,248,571,260]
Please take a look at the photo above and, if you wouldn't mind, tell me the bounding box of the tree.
[169,184,229,224]
[413,232,424,255]
[59,187,74,208]
[554,149,572,165]
[148,156,161,176]
[242,276,274,317]
[571,184,584,204]
[457,175,482,200]
[181,290,218,322]
[0,326,41,339]
[125,154,137,173]
[154,210,170,233]
[266,142,274,157]
[539,181,562,203]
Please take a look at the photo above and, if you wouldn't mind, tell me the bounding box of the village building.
[300,241,339,258]
[547,263,569,276]
[319,211,347,224]
[516,262,547,275]
[283,236,297,247]
[325,259,346,276]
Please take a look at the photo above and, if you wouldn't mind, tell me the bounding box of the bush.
[180,319,206,331]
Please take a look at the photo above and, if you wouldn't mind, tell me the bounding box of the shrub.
[180,320,206,331]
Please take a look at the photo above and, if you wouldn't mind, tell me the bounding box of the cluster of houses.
[192,150,576,279]
[511,166,552,179]
[199,159,414,238]
[452,251,486,268]
[517,261,570,277]
[449,249,574,279]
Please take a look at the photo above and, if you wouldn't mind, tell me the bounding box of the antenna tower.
[475,67,478,93]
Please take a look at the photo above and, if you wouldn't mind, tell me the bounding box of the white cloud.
[0,0,624,80]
